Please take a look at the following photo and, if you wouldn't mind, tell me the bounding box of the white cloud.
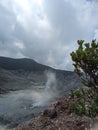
[94,29,98,40]
[14,41,25,49]
[0,0,98,70]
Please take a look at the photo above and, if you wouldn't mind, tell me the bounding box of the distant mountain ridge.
[0,56,82,94]
[0,56,52,71]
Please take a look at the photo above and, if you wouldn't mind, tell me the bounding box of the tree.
[70,40,98,93]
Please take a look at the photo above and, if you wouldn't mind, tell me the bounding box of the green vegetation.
[70,40,98,118]
[70,88,98,118]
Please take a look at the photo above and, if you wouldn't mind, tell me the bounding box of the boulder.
[43,108,57,119]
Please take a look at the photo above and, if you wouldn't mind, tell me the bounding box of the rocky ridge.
[12,95,97,130]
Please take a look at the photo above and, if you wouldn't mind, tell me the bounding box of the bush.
[70,40,98,118]
[70,89,98,118]
[70,40,98,93]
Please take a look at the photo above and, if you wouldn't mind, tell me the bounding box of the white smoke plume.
[45,71,57,92]
[0,72,59,129]
[31,71,58,107]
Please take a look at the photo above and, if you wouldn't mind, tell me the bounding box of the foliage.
[70,89,98,118]
[70,40,98,118]
[88,102,98,118]
[70,40,98,92]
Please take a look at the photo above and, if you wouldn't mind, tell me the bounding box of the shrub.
[70,40,98,93]
[70,40,98,118]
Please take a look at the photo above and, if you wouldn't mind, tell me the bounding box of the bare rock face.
[0,56,82,94]
[43,108,57,119]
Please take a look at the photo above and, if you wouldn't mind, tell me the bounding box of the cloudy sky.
[0,0,98,70]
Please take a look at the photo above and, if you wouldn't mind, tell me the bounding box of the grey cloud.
[0,4,16,43]
[0,0,98,70]
[44,0,98,42]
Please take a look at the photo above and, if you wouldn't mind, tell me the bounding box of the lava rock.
[43,108,57,119]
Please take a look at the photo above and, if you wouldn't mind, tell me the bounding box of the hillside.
[0,57,85,129]
[0,57,52,71]
[0,56,82,94]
